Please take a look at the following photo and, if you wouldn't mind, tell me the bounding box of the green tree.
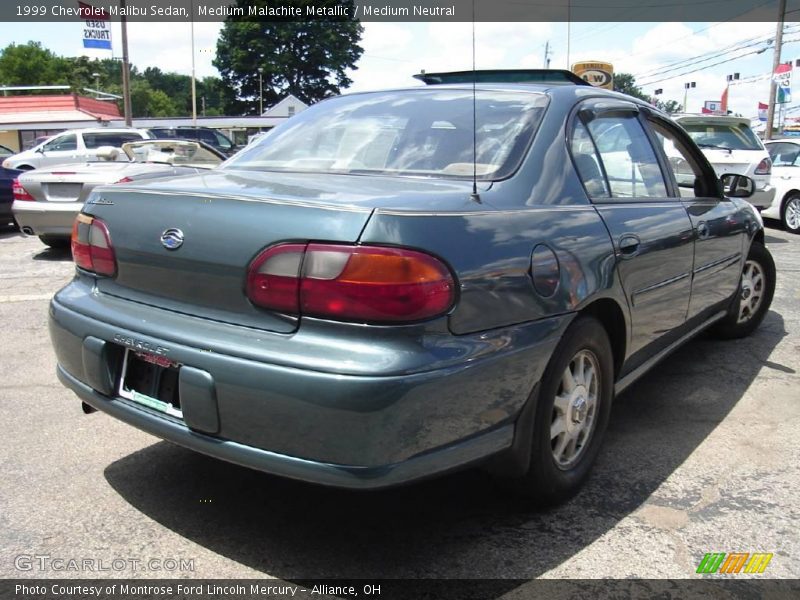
[0,42,71,87]
[213,2,363,114]
[612,72,652,103]
[659,99,683,114]
[129,80,178,117]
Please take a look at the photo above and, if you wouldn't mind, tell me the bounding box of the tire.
[781,193,800,234]
[38,235,70,249]
[711,242,776,340]
[507,316,614,507]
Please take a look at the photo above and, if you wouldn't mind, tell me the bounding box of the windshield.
[681,122,763,151]
[224,89,548,180]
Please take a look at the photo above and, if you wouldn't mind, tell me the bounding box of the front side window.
[584,114,667,198]
[225,89,548,180]
[43,134,77,152]
[767,142,800,166]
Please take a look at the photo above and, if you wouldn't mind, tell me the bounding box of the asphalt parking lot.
[0,222,798,587]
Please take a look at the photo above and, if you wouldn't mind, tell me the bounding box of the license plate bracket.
[118,349,182,418]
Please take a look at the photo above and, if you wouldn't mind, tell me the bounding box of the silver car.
[1,128,152,171]
[13,140,224,248]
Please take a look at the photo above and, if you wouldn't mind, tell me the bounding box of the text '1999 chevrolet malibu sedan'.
[50,71,775,506]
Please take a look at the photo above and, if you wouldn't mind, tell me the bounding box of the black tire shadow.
[0,224,22,239]
[103,311,786,587]
[32,245,72,261]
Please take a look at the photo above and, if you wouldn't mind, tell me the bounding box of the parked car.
[0,165,22,228]
[146,126,239,157]
[1,128,152,171]
[50,71,775,506]
[763,139,800,233]
[13,140,224,248]
[673,114,775,209]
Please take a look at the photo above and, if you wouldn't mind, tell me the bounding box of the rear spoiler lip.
[413,69,592,86]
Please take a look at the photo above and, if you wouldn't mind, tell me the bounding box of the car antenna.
[470,0,481,204]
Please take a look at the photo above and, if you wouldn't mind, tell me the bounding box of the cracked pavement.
[0,221,798,588]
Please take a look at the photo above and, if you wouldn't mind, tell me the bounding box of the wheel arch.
[578,298,627,380]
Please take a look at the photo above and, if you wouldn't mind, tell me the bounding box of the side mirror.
[720,174,755,198]
[35,146,45,154]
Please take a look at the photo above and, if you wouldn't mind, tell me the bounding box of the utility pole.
[120,0,132,126]
[766,0,787,140]
[190,0,197,126]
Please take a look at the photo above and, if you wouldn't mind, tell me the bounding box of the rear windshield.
[224,89,548,180]
[681,122,764,151]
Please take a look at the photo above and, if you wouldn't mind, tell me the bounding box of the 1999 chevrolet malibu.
[50,71,775,505]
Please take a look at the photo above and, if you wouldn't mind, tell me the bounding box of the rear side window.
[83,132,145,148]
[583,114,667,198]
[681,122,763,151]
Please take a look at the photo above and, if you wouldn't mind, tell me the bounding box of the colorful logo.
[696,552,773,574]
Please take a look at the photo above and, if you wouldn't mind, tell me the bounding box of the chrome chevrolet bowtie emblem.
[160,228,184,250]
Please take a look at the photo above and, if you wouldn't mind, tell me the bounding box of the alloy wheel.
[785,196,800,231]
[550,349,600,469]
[737,259,765,324]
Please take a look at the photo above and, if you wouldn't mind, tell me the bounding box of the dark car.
[146,126,238,157]
[0,165,22,228]
[50,71,775,506]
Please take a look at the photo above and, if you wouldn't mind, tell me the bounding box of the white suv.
[673,115,775,209]
[1,128,152,170]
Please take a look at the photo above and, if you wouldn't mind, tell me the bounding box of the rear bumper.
[49,281,567,488]
[12,200,81,236]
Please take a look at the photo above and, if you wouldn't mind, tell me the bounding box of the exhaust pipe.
[21,226,34,235]
[82,402,97,414]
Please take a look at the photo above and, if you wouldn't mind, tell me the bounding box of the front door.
[647,115,747,319]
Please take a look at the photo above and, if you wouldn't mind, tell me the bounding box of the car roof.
[764,138,800,144]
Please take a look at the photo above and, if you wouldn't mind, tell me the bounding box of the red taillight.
[12,178,34,201]
[70,214,116,276]
[246,243,456,323]
[755,157,772,175]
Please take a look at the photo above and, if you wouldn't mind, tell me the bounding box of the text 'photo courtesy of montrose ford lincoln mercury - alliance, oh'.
[49,71,775,506]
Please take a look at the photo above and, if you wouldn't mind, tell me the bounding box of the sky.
[0,20,797,121]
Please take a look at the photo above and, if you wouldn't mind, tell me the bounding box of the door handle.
[618,234,640,258]
[697,221,709,239]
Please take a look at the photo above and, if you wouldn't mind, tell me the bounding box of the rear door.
[571,100,694,360]
[648,113,747,318]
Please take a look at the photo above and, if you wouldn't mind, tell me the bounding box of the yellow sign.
[572,61,614,90]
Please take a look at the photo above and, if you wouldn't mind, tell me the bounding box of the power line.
[639,37,800,86]
[634,26,798,80]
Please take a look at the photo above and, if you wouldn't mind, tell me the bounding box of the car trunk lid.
[82,170,475,333]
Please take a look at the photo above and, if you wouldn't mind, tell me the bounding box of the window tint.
[767,142,800,166]
[83,132,144,149]
[585,115,667,198]
[571,120,610,198]
[43,134,77,152]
